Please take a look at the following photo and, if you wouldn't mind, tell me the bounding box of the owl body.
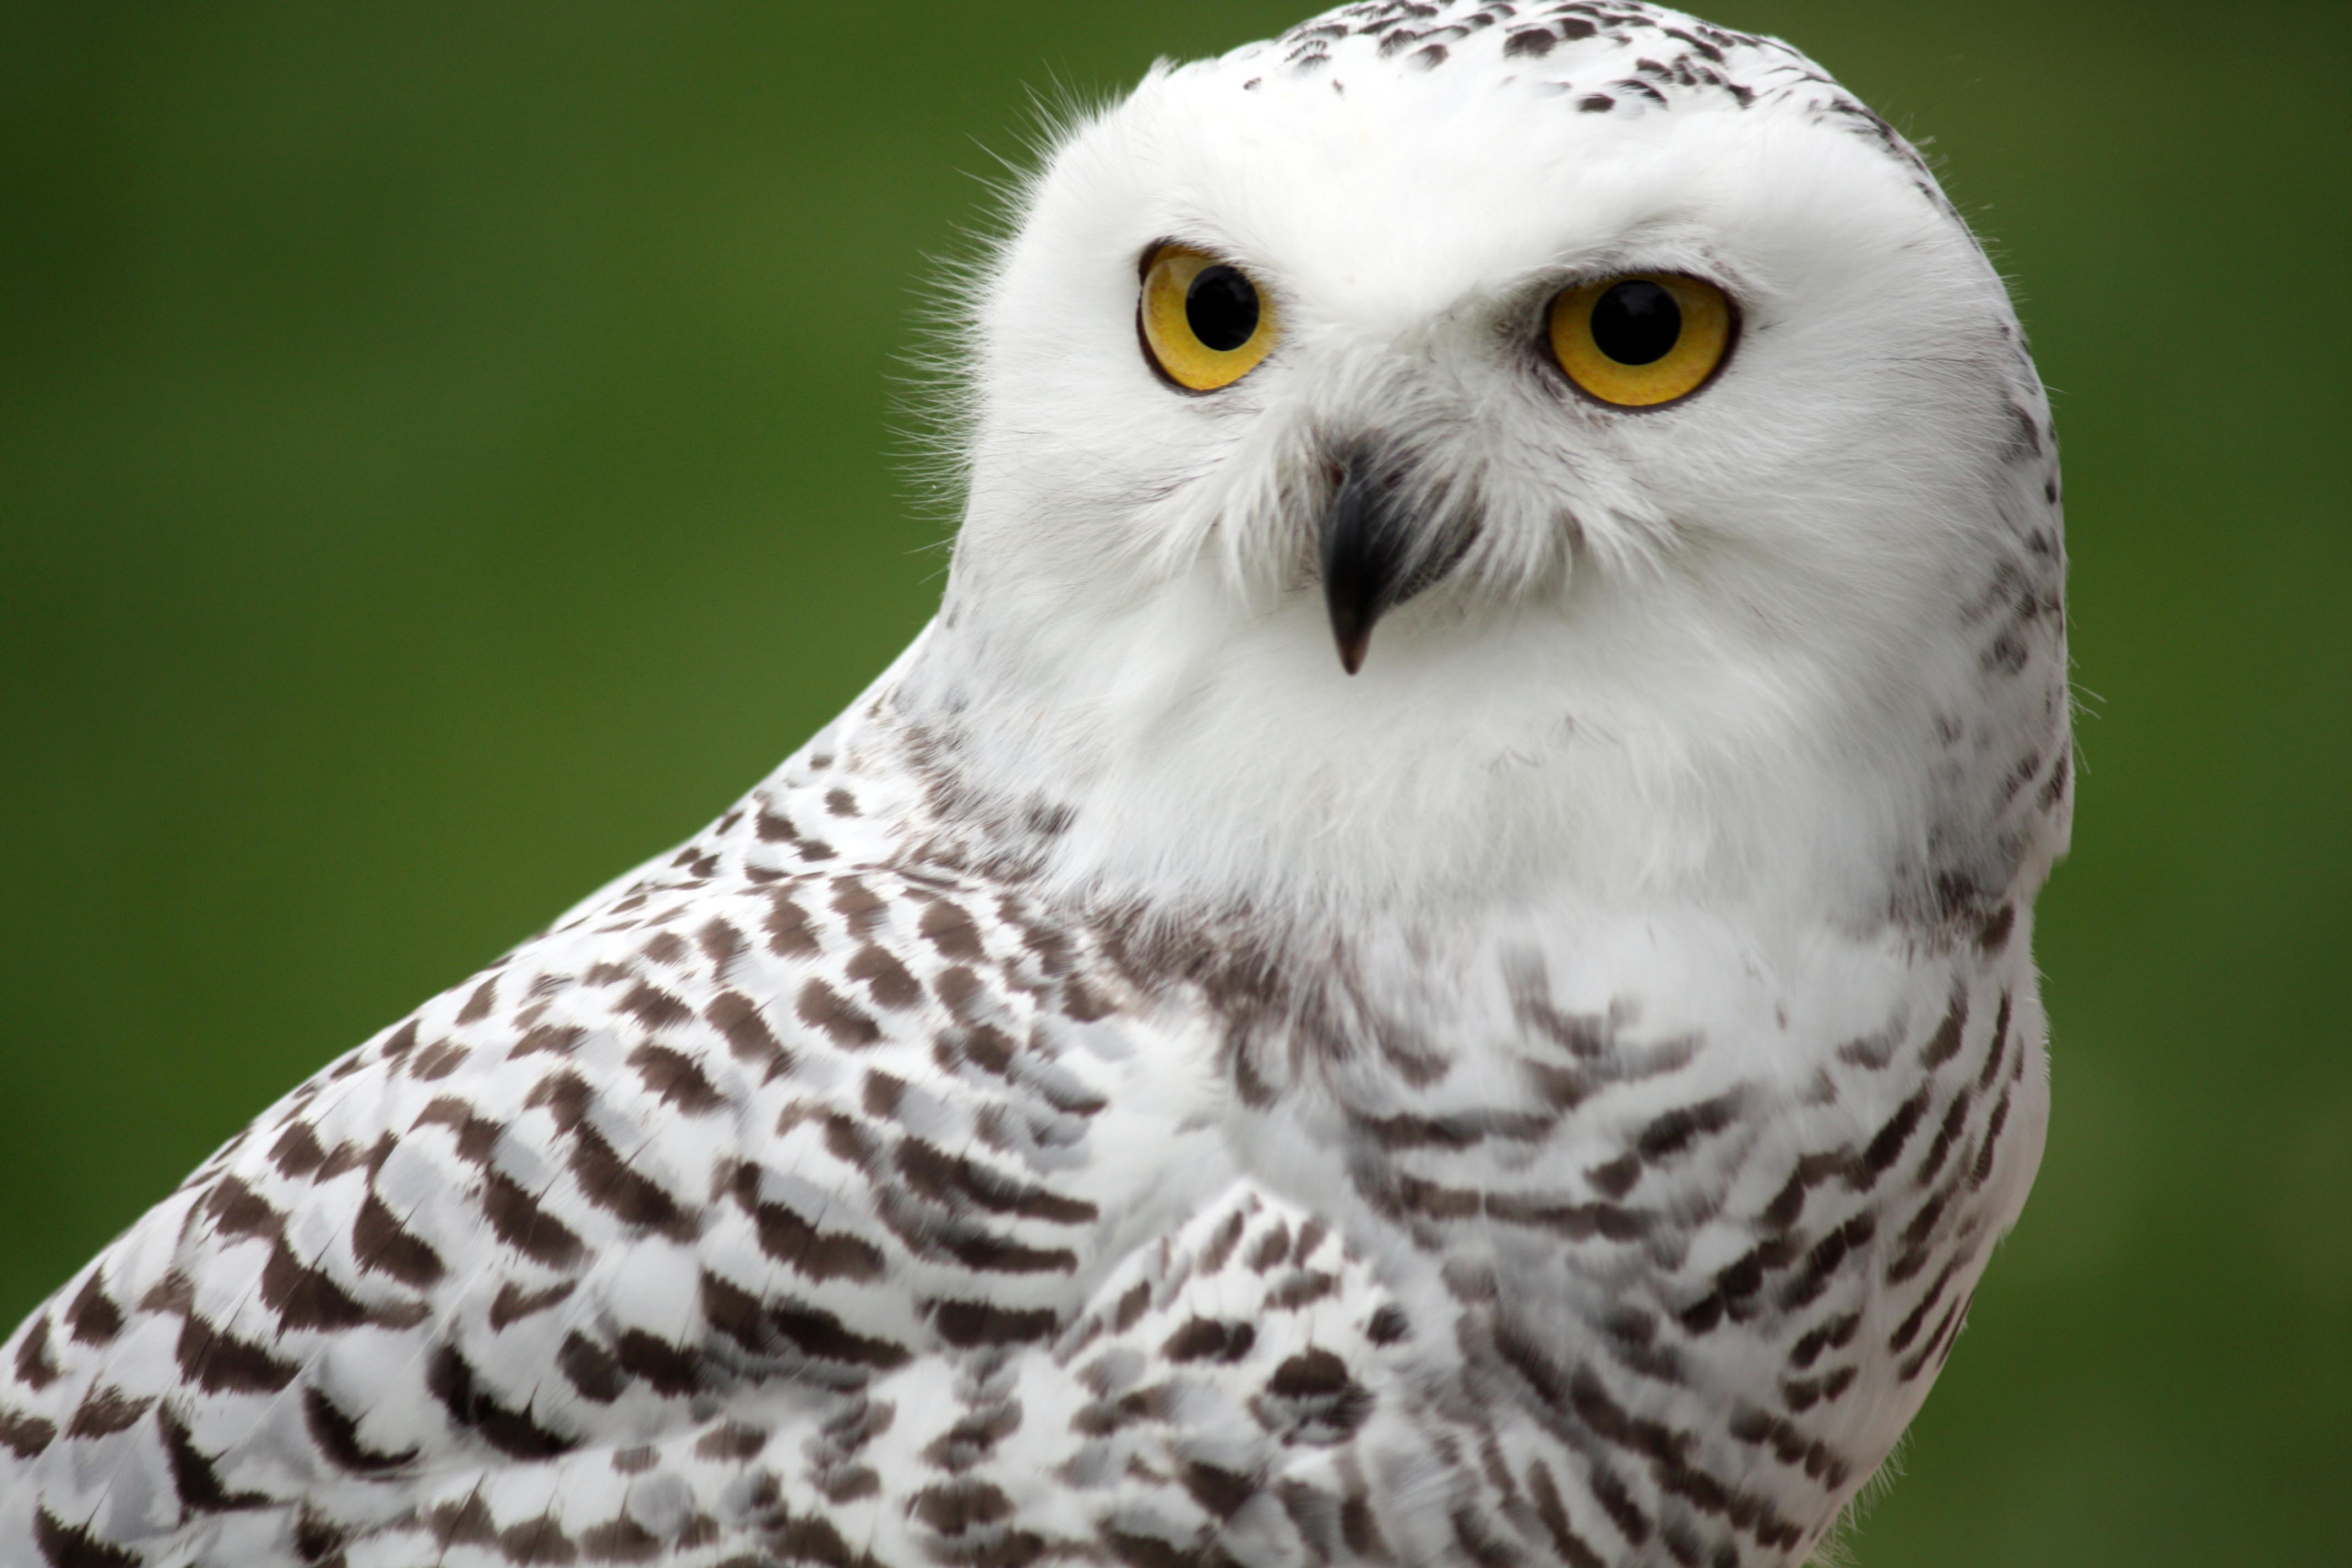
[0,703,2049,1567]
[1,6,2069,1565]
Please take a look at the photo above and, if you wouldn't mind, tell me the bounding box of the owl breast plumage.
[1,4,2069,1565]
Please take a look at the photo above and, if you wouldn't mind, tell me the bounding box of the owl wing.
[0,842,1427,1568]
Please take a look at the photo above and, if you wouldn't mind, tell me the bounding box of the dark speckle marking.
[707,990,794,1077]
[489,1280,576,1330]
[176,1313,298,1395]
[696,916,747,968]
[798,979,882,1048]
[1261,1347,1373,1440]
[1920,994,1970,1071]
[764,892,820,958]
[1636,1092,1740,1162]
[1971,1089,2013,1189]
[413,1097,502,1166]
[629,1042,725,1113]
[570,1121,695,1239]
[512,1024,584,1060]
[1916,1090,1974,1189]
[35,1508,142,1568]
[161,1407,270,1511]
[1979,995,2014,1091]
[847,944,923,1010]
[428,1343,576,1459]
[620,981,694,1032]
[409,1039,469,1081]
[1788,1311,1862,1370]
[1163,1317,1257,1363]
[732,1164,888,1284]
[1586,1153,1641,1199]
[0,1406,56,1460]
[11,1317,59,1391]
[918,899,987,961]
[203,1175,284,1243]
[1852,1090,1932,1188]
[269,1121,330,1179]
[831,878,888,933]
[483,1171,586,1269]
[1527,1460,1608,1568]
[695,1423,770,1462]
[928,1298,1058,1349]
[63,1275,123,1347]
[352,1193,444,1288]
[456,977,499,1025]
[65,1385,154,1439]
[1778,1214,1877,1313]
[260,1239,374,1333]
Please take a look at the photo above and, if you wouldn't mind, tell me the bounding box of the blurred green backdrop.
[1,2,2343,1561]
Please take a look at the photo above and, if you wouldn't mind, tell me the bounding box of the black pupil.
[1185,265,1260,353]
[1589,280,1682,366]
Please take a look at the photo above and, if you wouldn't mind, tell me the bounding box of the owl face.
[968,26,2016,647]
[928,5,2061,919]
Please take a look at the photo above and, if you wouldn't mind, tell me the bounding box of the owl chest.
[1223,924,2048,1513]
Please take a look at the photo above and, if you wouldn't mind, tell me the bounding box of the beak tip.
[1327,607,1373,675]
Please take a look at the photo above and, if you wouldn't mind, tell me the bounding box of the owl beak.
[1319,444,1473,675]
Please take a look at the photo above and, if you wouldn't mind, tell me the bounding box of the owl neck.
[857,557,2064,944]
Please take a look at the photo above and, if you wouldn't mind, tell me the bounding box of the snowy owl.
[0,3,2070,1566]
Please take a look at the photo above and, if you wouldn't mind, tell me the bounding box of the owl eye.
[1546,274,1735,409]
[1140,243,1280,393]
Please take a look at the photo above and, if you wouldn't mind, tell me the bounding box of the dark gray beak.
[1319,444,1473,674]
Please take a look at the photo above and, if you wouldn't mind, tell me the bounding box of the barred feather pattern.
[0,676,2051,1567]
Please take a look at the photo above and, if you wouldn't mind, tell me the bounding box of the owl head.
[910,2,2069,929]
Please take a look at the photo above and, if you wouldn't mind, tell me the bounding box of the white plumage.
[0,5,2069,1565]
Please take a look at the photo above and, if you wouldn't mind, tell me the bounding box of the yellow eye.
[1547,273,1735,408]
[1140,243,1279,392]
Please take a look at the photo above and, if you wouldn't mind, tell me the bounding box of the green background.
[2,3,2343,1561]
